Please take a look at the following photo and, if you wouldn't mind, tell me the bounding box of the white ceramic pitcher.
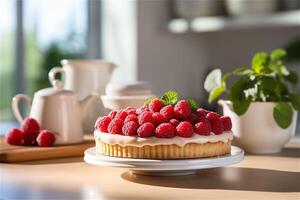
[12,72,99,145]
[49,60,116,132]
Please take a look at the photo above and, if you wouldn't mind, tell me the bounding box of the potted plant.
[204,48,299,154]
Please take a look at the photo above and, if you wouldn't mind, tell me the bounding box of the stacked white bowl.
[101,82,154,111]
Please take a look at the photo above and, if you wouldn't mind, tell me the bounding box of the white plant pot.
[218,100,298,154]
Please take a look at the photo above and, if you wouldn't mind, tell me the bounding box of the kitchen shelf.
[168,10,300,33]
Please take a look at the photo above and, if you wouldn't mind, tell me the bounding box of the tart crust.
[95,136,231,159]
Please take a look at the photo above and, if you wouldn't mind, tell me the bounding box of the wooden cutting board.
[0,135,95,163]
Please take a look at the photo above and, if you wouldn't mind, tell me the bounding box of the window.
[0,0,100,134]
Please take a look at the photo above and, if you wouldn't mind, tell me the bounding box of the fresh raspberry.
[23,130,39,145]
[194,119,211,136]
[169,119,179,127]
[115,110,128,120]
[36,130,56,147]
[152,112,168,126]
[95,116,112,132]
[176,121,193,138]
[6,128,24,145]
[174,100,191,119]
[210,118,224,135]
[124,107,137,115]
[206,112,220,121]
[138,111,153,125]
[22,118,40,136]
[220,116,232,131]
[160,105,174,120]
[124,114,138,124]
[155,123,175,138]
[137,122,155,137]
[196,108,208,119]
[108,111,117,119]
[137,105,149,115]
[122,121,139,136]
[108,118,124,134]
[149,98,164,112]
[186,113,199,125]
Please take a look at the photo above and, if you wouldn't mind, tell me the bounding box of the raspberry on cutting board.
[6,128,24,145]
[36,130,56,147]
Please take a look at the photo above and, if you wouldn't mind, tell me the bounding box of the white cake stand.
[84,146,244,176]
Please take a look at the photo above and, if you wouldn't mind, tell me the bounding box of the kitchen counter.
[1,142,299,200]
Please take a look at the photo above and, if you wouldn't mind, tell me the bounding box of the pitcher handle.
[48,67,65,89]
[12,94,32,124]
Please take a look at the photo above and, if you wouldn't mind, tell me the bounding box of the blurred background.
[0,0,299,133]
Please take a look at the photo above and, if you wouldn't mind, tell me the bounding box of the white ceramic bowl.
[101,95,154,111]
[225,0,277,16]
[105,82,152,97]
[175,0,223,18]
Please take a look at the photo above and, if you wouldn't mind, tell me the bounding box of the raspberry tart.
[94,91,233,159]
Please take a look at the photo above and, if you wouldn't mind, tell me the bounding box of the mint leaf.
[232,99,251,116]
[208,86,225,104]
[271,49,286,61]
[273,102,293,129]
[187,99,199,112]
[290,94,300,111]
[144,97,155,105]
[252,52,268,73]
[161,91,178,105]
[204,69,222,93]
[233,67,252,75]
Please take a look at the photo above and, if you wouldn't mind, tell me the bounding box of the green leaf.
[187,99,199,112]
[222,73,231,82]
[280,65,289,76]
[252,52,268,73]
[259,76,278,91]
[208,86,225,104]
[285,70,299,86]
[233,67,252,75]
[232,99,251,116]
[273,102,293,129]
[230,77,254,101]
[290,94,300,111]
[271,49,286,61]
[161,90,179,105]
[204,69,222,93]
[144,97,155,105]
[230,77,254,115]
[269,64,289,76]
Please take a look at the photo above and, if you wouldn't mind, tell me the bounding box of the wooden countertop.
[1,142,299,200]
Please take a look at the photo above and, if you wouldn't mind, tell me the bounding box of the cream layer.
[94,130,233,147]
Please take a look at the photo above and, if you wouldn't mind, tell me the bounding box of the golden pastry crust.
[95,136,231,159]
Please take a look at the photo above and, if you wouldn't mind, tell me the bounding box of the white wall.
[137,1,208,100]
[102,0,137,82]
[137,0,300,104]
